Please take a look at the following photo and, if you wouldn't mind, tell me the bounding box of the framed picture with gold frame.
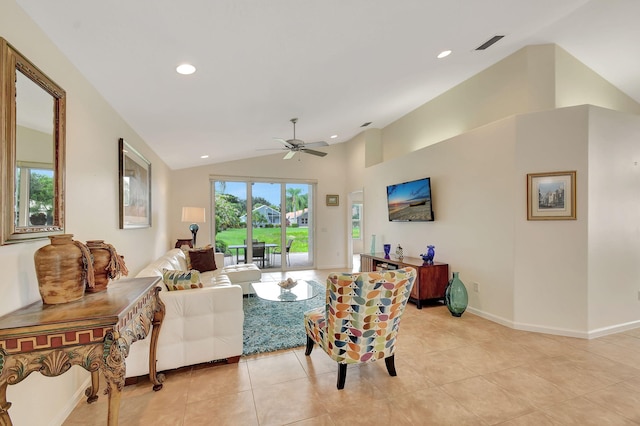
[119,138,152,229]
[527,171,576,220]
[326,194,339,206]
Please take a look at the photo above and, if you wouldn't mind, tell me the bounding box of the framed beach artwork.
[119,138,152,229]
[527,171,576,220]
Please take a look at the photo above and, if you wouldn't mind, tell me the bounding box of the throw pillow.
[162,268,203,291]
[188,246,217,272]
[181,244,213,270]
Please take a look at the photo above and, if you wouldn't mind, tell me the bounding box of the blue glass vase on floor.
[445,272,468,317]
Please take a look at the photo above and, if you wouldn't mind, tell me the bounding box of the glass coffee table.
[251,280,320,302]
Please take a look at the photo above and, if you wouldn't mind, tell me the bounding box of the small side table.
[175,239,193,248]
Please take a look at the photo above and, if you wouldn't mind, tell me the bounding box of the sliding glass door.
[284,183,313,268]
[212,178,315,271]
[251,182,282,269]
[212,180,248,266]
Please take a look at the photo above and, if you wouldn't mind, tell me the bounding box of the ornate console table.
[0,276,165,425]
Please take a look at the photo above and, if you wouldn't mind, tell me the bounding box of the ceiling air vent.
[476,35,505,50]
[360,122,372,127]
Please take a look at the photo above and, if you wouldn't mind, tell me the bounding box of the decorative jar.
[34,234,95,304]
[86,240,129,293]
[383,244,391,259]
[445,272,468,317]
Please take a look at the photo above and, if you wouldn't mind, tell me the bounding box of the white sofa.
[125,248,261,378]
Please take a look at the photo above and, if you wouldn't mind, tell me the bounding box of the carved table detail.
[0,276,164,426]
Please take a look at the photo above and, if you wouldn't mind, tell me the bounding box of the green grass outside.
[216,227,309,252]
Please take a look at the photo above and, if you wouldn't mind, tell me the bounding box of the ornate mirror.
[1,38,66,244]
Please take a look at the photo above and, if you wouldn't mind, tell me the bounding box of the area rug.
[242,280,325,356]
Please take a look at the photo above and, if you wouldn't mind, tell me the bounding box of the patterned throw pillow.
[162,268,203,291]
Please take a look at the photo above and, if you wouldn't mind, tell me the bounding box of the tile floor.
[63,267,640,425]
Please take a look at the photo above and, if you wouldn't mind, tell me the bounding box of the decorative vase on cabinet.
[34,234,95,304]
[420,245,435,265]
[445,271,468,317]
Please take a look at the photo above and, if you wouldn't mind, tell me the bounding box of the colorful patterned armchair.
[304,268,416,389]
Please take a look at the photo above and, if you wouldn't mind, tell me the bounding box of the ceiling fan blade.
[301,141,329,148]
[301,148,327,157]
[283,150,296,160]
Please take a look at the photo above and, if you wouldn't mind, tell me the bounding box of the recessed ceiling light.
[176,63,196,75]
[437,50,452,59]
[330,134,338,139]
[200,155,209,159]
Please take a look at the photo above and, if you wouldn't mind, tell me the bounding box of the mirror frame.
[0,38,66,245]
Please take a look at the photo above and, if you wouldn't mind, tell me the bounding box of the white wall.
[587,107,640,333]
[359,104,640,337]
[513,107,590,335]
[169,143,351,270]
[0,1,172,424]
[361,118,518,322]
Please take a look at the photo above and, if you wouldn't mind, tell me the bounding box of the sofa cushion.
[200,270,233,287]
[162,268,203,291]
[221,263,262,283]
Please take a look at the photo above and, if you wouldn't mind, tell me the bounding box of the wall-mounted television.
[386,177,434,222]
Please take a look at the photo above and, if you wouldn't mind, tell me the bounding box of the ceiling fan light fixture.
[330,134,338,139]
[437,50,452,59]
[176,63,196,75]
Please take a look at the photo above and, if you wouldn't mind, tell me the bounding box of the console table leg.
[149,287,166,391]
[0,381,12,426]
[84,370,100,403]
[102,330,127,426]
[106,385,122,426]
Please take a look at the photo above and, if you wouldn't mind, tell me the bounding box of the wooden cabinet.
[360,253,449,309]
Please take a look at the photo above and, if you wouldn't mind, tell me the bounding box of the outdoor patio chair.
[252,241,267,268]
[272,238,293,266]
[303,267,416,389]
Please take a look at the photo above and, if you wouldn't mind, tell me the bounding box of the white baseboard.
[587,319,640,339]
[466,306,640,340]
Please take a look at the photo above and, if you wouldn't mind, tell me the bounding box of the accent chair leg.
[385,355,397,376]
[305,335,315,356]
[337,364,347,390]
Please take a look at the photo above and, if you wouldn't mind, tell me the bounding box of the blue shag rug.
[242,280,325,356]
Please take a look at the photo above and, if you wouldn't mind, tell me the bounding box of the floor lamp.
[181,207,206,247]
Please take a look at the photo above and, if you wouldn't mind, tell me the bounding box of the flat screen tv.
[386,177,434,222]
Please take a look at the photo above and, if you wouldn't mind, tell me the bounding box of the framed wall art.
[326,194,339,206]
[119,138,152,229]
[527,171,576,220]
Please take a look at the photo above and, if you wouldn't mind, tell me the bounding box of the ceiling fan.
[268,118,328,160]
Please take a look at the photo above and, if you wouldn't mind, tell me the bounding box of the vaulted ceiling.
[16,0,640,169]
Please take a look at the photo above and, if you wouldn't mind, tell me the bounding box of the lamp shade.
[181,207,206,223]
